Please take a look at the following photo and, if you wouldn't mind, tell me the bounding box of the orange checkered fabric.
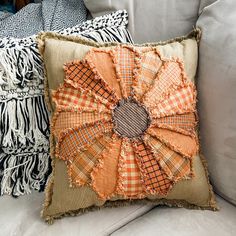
[151,85,195,118]
[152,112,196,132]
[116,46,135,97]
[133,50,162,100]
[58,121,113,160]
[53,111,111,137]
[133,141,172,194]
[64,60,117,105]
[144,135,191,179]
[120,140,143,197]
[52,83,108,112]
[69,134,112,186]
[143,61,182,105]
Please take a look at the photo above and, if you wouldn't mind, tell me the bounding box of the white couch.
[0,192,236,236]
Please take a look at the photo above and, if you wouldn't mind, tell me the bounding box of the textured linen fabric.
[84,0,201,43]
[0,0,88,38]
[111,195,236,236]
[197,0,236,205]
[39,31,216,222]
[0,10,133,197]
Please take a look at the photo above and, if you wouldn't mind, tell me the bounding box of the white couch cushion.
[0,192,153,236]
[84,0,201,43]
[112,196,236,236]
[196,0,236,205]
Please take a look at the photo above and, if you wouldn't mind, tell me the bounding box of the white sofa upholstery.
[0,192,235,236]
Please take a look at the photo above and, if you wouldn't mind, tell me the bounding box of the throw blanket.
[0,0,88,38]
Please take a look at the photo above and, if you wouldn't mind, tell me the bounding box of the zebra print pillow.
[0,10,133,197]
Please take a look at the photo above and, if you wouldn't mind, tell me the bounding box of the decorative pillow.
[38,29,217,223]
[0,10,133,197]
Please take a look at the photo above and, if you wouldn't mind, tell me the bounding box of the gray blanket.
[0,0,88,38]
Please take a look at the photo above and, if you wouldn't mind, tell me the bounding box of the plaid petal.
[133,141,172,195]
[150,85,196,118]
[64,60,117,107]
[57,120,113,160]
[133,49,162,100]
[143,61,183,106]
[53,111,111,137]
[115,46,135,97]
[68,134,112,186]
[152,112,196,132]
[144,134,192,180]
[52,83,108,112]
[147,127,198,158]
[118,139,143,197]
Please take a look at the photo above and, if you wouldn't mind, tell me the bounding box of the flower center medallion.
[112,98,151,138]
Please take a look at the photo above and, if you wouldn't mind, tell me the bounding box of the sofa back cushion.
[84,0,201,43]
[197,0,236,205]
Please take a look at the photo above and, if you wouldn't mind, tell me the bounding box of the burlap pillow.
[38,29,217,223]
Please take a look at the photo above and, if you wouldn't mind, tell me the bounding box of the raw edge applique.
[51,45,199,200]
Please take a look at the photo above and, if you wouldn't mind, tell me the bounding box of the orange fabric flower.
[51,45,198,200]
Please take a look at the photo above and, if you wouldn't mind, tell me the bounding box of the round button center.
[112,99,150,138]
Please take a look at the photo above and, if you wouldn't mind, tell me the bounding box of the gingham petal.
[149,84,196,119]
[52,83,109,113]
[142,61,184,106]
[116,138,144,198]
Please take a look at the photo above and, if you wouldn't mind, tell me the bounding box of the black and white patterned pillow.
[0,10,133,197]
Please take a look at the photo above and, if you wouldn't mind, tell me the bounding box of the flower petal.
[133,49,162,101]
[147,127,198,158]
[114,46,136,98]
[64,60,118,108]
[91,137,122,200]
[56,120,113,161]
[152,112,197,132]
[117,138,144,198]
[149,84,196,118]
[133,141,173,195]
[52,83,108,112]
[53,110,111,138]
[143,61,184,106]
[68,134,112,186]
[85,49,122,99]
[144,134,192,181]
